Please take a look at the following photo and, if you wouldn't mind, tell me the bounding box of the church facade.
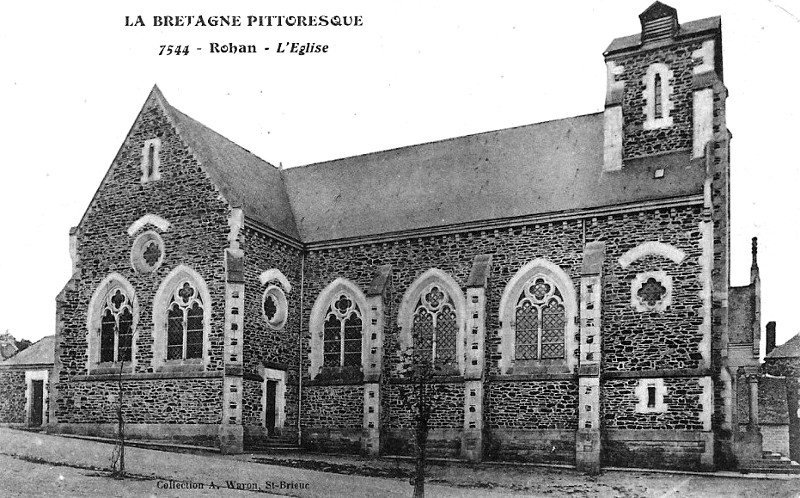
[51,3,764,472]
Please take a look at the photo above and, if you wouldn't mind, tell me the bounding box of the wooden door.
[30,380,44,426]
[265,380,277,435]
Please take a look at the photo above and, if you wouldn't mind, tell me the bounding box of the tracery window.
[166,281,205,360]
[411,285,458,366]
[100,289,134,363]
[637,277,667,307]
[262,284,288,330]
[630,270,672,312]
[322,293,363,367]
[514,276,566,360]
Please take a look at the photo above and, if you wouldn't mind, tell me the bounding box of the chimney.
[750,236,759,284]
[766,322,777,356]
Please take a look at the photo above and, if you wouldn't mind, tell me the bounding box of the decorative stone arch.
[86,272,140,372]
[259,269,292,292]
[618,241,686,269]
[643,62,674,130]
[259,269,291,330]
[498,259,578,374]
[126,214,171,236]
[397,269,467,375]
[152,265,212,370]
[308,278,369,379]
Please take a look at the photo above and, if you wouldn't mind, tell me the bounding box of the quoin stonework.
[48,3,771,472]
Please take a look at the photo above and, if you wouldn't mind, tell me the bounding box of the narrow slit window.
[147,144,156,178]
[647,385,657,408]
[653,74,663,119]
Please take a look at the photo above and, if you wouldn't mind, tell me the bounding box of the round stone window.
[263,285,287,330]
[131,231,165,273]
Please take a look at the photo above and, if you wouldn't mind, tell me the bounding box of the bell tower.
[602,1,723,171]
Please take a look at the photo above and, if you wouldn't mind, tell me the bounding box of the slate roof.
[766,333,800,359]
[159,90,300,240]
[148,79,707,244]
[282,114,705,243]
[728,285,755,344]
[0,336,54,367]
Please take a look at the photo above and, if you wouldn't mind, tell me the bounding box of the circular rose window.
[263,285,287,330]
[130,230,165,273]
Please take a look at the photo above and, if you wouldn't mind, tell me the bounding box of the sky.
[1,1,799,352]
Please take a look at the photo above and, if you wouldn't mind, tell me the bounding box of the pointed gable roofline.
[766,332,800,359]
[77,85,300,242]
[639,1,678,24]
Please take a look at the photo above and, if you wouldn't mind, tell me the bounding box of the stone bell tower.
[602,1,723,171]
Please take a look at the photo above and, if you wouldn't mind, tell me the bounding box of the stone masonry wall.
[302,384,363,429]
[241,227,302,377]
[586,207,705,372]
[240,227,302,438]
[486,380,578,430]
[61,378,222,424]
[617,40,704,159]
[55,95,232,426]
[386,382,464,429]
[302,205,704,450]
[602,377,706,430]
[0,370,26,423]
[242,378,262,427]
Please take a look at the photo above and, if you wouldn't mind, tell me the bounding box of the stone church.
[51,3,767,471]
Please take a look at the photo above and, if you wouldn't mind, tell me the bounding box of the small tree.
[110,361,125,478]
[399,332,444,498]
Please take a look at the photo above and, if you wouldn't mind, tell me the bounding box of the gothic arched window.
[322,293,363,367]
[412,285,458,366]
[166,281,205,360]
[100,289,134,363]
[514,276,566,360]
[497,259,578,375]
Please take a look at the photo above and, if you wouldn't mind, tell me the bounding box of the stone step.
[740,459,798,467]
[246,445,302,453]
[740,454,800,474]
[245,436,301,452]
[740,466,800,475]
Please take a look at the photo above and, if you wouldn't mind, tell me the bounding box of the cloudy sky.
[2,1,798,351]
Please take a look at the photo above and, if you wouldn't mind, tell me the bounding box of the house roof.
[728,285,755,344]
[766,332,800,359]
[282,114,705,243]
[1,336,54,366]
[158,89,300,240]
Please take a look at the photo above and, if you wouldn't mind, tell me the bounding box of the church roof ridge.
[290,111,605,171]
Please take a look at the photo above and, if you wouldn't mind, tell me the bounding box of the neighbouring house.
[0,336,54,427]
[50,2,770,472]
[762,325,800,462]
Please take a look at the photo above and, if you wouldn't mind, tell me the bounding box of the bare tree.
[400,334,443,498]
[110,360,125,478]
